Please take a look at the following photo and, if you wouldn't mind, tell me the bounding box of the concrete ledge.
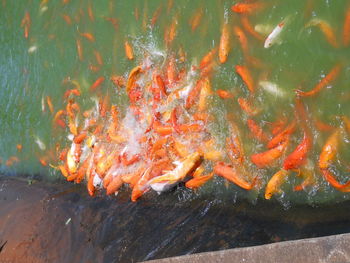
[146,233,350,263]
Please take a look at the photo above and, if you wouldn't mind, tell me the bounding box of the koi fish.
[265,169,289,199]
[216,89,234,99]
[264,20,286,48]
[235,65,255,93]
[321,169,350,192]
[247,119,269,143]
[234,26,248,56]
[231,2,265,14]
[240,15,264,41]
[319,129,340,170]
[305,18,338,48]
[295,63,342,97]
[251,139,289,168]
[90,76,105,91]
[219,22,230,64]
[214,162,255,190]
[126,66,142,93]
[148,152,201,193]
[106,175,124,195]
[343,6,350,46]
[185,172,214,189]
[237,97,260,116]
[124,41,134,60]
[283,132,312,170]
[151,6,162,27]
[189,7,203,32]
[79,32,95,42]
[267,120,296,149]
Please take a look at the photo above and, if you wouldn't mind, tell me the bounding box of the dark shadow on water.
[1,174,350,263]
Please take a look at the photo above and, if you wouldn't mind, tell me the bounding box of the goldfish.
[61,14,72,25]
[94,50,103,66]
[164,15,178,46]
[283,132,312,170]
[321,169,350,192]
[124,41,134,60]
[106,175,124,195]
[319,129,340,170]
[185,173,214,189]
[343,6,350,46]
[87,1,95,22]
[126,66,142,93]
[305,18,338,48]
[267,121,296,149]
[148,152,201,193]
[46,96,54,114]
[264,169,289,199]
[214,162,255,190]
[189,8,203,31]
[247,119,269,143]
[219,22,230,64]
[233,26,248,56]
[264,19,287,48]
[90,76,105,92]
[251,139,289,168]
[237,97,260,116]
[131,167,153,202]
[231,2,265,14]
[16,144,23,152]
[151,6,162,27]
[198,78,212,111]
[216,89,234,99]
[295,63,342,97]
[240,15,264,41]
[235,65,255,93]
[20,11,31,39]
[79,32,95,42]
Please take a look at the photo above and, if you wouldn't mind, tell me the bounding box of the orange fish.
[267,120,296,149]
[185,173,214,189]
[319,129,340,170]
[296,63,341,97]
[306,19,338,48]
[231,2,265,14]
[61,14,72,25]
[87,1,95,22]
[235,65,255,93]
[151,6,162,27]
[94,50,103,65]
[131,167,153,202]
[216,89,234,99]
[106,175,124,195]
[189,7,203,31]
[124,41,134,60]
[343,5,350,46]
[214,162,255,190]
[240,15,264,41]
[251,139,289,168]
[247,119,269,143]
[321,169,350,192]
[283,132,312,170]
[90,76,105,91]
[46,96,54,114]
[185,78,204,109]
[16,144,23,152]
[80,32,95,42]
[199,47,217,70]
[21,11,31,39]
[219,22,230,64]
[233,26,249,56]
[265,169,289,199]
[104,17,119,32]
[164,15,178,45]
[237,97,260,116]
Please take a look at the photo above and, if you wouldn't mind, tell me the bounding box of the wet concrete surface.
[146,233,350,263]
[1,175,350,263]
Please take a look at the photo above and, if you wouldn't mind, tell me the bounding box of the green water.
[1,0,350,204]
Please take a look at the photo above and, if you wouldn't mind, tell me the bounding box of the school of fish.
[5,0,350,202]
